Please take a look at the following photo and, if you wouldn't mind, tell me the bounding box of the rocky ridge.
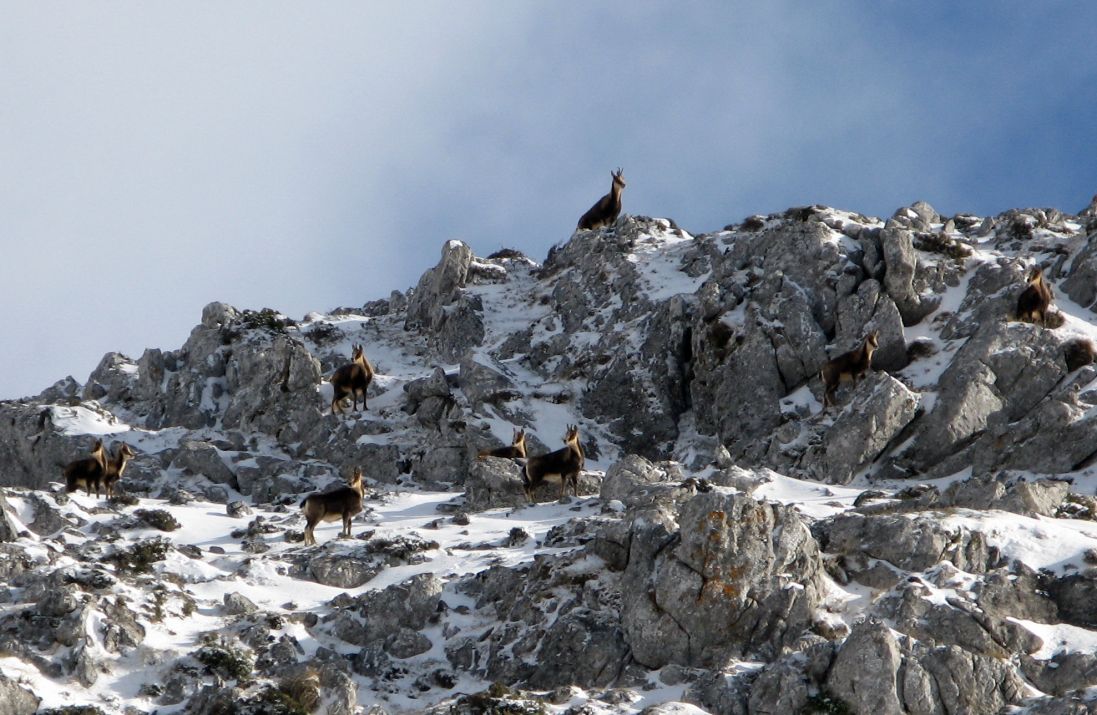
[2,201,1097,713]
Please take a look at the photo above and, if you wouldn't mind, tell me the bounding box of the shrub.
[195,644,255,681]
[103,537,171,574]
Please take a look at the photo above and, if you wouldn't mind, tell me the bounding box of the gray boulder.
[525,609,630,689]
[0,494,19,542]
[403,367,455,430]
[0,673,39,715]
[621,491,825,667]
[307,553,382,589]
[802,372,920,483]
[1022,652,1097,696]
[172,441,237,488]
[832,278,907,371]
[825,621,903,715]
[816,513,998,578]
[943,472,1069,517]
[458,358,518,409]
[1063,231,1097,310]
[876,582,1042,658]
[914,644,1025,714]
[970,383,1097,475]
[464,457,527,511]
[880,226,937,325]
[405,240,474,330]
[352,573,442,642]
[898,320,1067,474]
[600,454,670,502]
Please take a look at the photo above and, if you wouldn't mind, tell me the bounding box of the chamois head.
[612,168,626,190]
[512,428,526,446]
[564,424,580,444]
[865,330,880,351]
[1028,267,1045,285]
[351,344,365,362]
[348,466,363,488]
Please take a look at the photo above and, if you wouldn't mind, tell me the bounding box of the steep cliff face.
[3,202,1097,713]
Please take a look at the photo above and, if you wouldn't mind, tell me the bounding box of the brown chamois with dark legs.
[331,344,374,415]
[577,169,626,231]
[64,439,108,497]
[300,467,365,546]
[102,443,136,499]
[1015,266,1054,326]
[477,428,527,460]
[522,425,584,502]
[820,331,880,410]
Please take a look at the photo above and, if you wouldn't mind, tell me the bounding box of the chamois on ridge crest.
[300,467,365,546]
[521,425,584,502]
[577,169,626,231]
[1015,266,1054,326]
[102,443,136,499]
[331,344,374,415]
[477,428,527,460]
[820,331,879,410]
[63,439,108,497]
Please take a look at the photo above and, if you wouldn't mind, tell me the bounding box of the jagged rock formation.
[3,201,1097,712]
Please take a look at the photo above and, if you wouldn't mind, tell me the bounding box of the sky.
[2,2,1096,400]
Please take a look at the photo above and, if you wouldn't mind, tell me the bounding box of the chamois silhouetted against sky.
[3,3,1097,398]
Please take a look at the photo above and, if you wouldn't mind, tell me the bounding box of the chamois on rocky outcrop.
[577,169,626,231]
[477,428,527,460]
[331,344,374,415]
[521,425,584,501]
[102,443,136,498]
[820,331,879,410]
[1015,266,1054,326]
[300,467,365,546]
[63,439,108,497]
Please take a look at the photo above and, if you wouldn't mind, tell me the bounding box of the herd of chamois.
[59,170,1060,544]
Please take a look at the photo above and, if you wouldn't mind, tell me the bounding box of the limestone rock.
[802,372,920,483]
[825,621,903,715]
[621,491,825,668]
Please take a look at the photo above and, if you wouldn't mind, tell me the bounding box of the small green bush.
[195,644,255,681]
[104,537,171,574]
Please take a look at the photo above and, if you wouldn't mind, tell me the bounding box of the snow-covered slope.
[4,201,1097,714]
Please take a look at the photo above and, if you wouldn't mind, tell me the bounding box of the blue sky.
[2,2,1096,399]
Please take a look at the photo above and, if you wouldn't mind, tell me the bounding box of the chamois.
[820,331,879,410]
[477,428,527,460]
[521,425,584,501]
[63,439,108,497]
[331,344,374,415]
[102,443,136,498]
[577,169,626,231]
[1015,266,1054,326]
[300,467,365,546]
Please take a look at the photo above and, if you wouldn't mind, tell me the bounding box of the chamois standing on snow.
[63,439,108,496]
[300,467,365,546]
[1015,266,1054,326]
[331,344,374,415]
[820,331,879,410]
[477,428,527,460]
[102,443,136,498]
[577,169,626,230]
[522,425,584,502]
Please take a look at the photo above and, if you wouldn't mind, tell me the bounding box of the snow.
[13,210,1097,712]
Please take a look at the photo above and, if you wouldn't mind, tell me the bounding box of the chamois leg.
[341,512,352,538]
